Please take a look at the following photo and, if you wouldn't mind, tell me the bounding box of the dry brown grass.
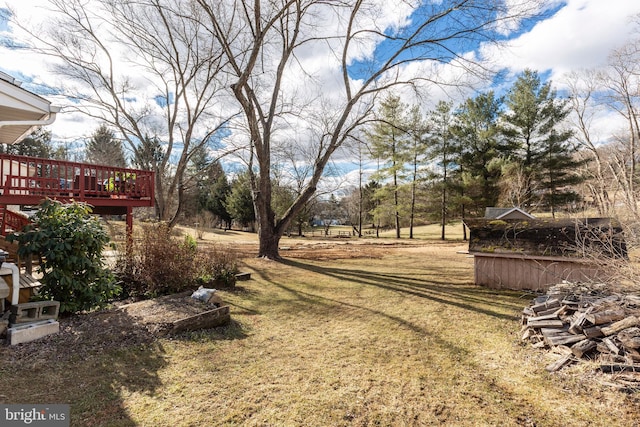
[1,228,639,426]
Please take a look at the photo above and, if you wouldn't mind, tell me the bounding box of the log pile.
[521,283,640,384]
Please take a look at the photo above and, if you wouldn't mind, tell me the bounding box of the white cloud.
[486,0,640,79]
[3,0,640,181]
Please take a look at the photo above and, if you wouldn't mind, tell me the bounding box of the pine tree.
[366,95,411,238]
[427,101,456,240]
[225,171,256,229]
[197,160,232,228]
[451,91,506,217]
[86,124,127,167]
[0,128,53,158]
[502,69,582,215]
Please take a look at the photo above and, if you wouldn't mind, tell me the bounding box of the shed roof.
[485,207,535,219]
[465,217,627,259]
[0,72,60,145]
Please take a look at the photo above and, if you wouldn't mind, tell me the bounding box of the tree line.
[343,69,582,240]
[10,1,640,257]
[10,0,545,259]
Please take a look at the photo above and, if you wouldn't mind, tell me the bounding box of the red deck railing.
[0,154,155,208]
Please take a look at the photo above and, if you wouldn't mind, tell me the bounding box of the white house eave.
[0,73,60,144]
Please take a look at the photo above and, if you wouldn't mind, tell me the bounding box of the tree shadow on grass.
[280,258,527,322]
[261,259,547,422]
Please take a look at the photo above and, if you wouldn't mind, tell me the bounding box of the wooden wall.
[473,253,605,291]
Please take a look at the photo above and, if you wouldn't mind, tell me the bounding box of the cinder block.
[10,301,60,324]
[38,301,60,321]
[7,319,60,345]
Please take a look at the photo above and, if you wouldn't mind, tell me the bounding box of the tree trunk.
[258,223,281,259]
[394,169,400,239]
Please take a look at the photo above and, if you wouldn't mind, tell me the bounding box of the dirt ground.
[222,236,461,260]
[2,291,228,364]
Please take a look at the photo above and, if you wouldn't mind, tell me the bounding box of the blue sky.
[2,0,640,187]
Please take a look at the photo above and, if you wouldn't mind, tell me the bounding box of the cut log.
[600,363,640,373]
[619,336,640,350]
[532,298,560,314]
[527,319,564,328]
[168,305,230,335]
[601,316,639,336]
[571,339,597,358]
[583,326,604,339]
[545,334,585,347]
[536,306,566,317]
[568,312,589,335]
[617,327,640,340]
[626,349,640,362]
[235,272,251,281]
[546,354,573,372]
[585,309,626,326]
[618,327,640,350]
[527,313,560,322]
[540,327,569,338]
[602,338,621,355]
[561,298,580,309]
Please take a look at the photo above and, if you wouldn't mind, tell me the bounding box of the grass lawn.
[1,226,639,426]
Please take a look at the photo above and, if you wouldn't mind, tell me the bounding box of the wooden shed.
[464,217,627,291]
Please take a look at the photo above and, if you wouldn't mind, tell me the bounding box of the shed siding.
[473,254,604,291]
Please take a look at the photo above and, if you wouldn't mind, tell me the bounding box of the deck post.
[126,206,133,259]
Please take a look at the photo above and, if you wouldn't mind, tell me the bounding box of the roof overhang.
[0,72,60,145]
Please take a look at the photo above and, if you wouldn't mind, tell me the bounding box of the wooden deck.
[0,153,153,213]
[0,153,155,240]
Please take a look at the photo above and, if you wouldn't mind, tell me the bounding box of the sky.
[2,0,640,190]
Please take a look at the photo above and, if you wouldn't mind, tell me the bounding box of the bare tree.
[11,0,235,224]
[597,44,640,218]
[564,70,612,216]
[196,0,541,259]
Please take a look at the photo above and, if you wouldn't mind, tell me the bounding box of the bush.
[8,199,120,314]
[194,245,239,288]
[115,223,238,298]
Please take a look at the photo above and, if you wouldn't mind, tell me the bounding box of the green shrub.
[8,199,120,314]
[115,224,239,298]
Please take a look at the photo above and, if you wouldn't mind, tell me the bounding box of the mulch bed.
[0,291,223,364]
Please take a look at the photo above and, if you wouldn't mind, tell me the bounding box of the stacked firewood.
[521,283,640,378]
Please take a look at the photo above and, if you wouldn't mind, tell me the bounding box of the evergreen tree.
[132,135,167,220]
[367,94,411,238]
[86,124,127,167]
[0,128,53,158]
[427,101,456,240]
[451,91,506,217]
[405,105,430,238]
[225,171,256,229]
[132,135,164,171]
[502,69,582,214]
[193,156,231,228]
[538,130,584,216]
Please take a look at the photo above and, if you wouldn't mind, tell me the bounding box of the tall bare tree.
[12,0,234,224]
[197,0,542,259]
[564,70,612,216]
[596,43,640,219]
